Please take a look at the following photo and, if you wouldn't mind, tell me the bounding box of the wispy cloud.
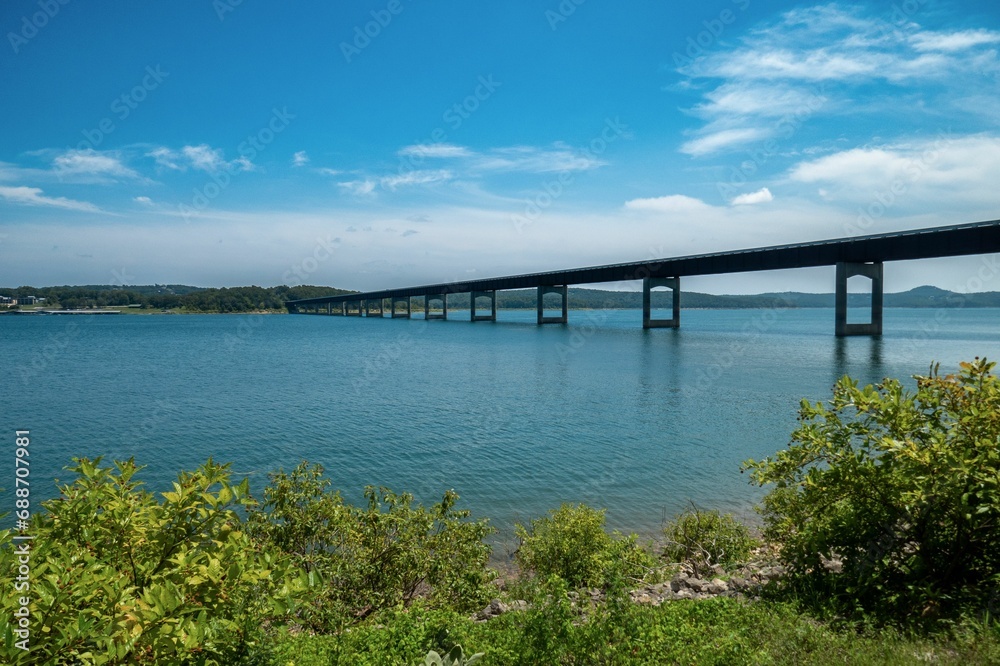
[0,185,100,212]
[340,142,606,196]
[292,150,310,167]
[398,143,472,159]
[910,29,1000,52]
[51,149,140,182]
[676,4,1000,156]
[147,144,253,173]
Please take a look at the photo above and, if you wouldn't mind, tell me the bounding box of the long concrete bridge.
[286,219,1000,336]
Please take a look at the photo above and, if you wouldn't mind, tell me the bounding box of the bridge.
[286,218,1000,336]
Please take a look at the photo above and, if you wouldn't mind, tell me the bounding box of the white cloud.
[183,145,227,172]
[676,5,1000,157]
[398,143,472,159]
[380,170,453,190]
[316,167,342,177]
[338,179,377,196]
[134,196,153,205]
[51,149,139,181]
[473,144,604,173]
[680,128,772,157]
[624,194,713,214]
[147,147,182,170]
[0,186,99,212]
[731,187,774,206]
[292,151,310,166]
[788,134,1000,207]
[147,144,253,173]
[911,29,1000,52]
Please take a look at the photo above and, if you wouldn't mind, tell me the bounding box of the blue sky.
[1,0,999,293]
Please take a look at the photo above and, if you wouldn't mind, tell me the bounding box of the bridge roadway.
[286,218,1000,336]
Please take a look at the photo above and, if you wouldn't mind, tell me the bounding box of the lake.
[2,307,998,543]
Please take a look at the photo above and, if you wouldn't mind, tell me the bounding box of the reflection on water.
[1,307,997,537]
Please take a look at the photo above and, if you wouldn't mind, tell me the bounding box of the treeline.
[0,285,353,312]
[6,283,1000,314]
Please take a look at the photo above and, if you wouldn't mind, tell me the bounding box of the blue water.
[2,308,998,542]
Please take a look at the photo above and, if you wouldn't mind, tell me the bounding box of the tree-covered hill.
[3,284,999,313]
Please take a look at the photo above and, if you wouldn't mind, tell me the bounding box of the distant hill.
[3,284,999,313]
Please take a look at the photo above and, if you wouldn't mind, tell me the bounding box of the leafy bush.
[247,461,497,631]
[662,506,757,576]
[744,359,1000,622]
[514,503,653,589]
[0,458,302,665]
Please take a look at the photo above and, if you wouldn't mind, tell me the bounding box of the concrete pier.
[425,294,448,320]
[471,290,497,322]
[364,299,384,317]
[391,296,411,318]
[642,277,680,329]
[835,261,883,336]
[537,285,568,324]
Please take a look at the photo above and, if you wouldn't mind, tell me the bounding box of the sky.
[1,0,999,294]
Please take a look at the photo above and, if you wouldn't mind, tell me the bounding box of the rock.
[474,598,509,622]
[728,576,750,591]
[706,578,729,594]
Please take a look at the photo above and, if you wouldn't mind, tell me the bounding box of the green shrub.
[514,503,653,589]
[0,458,302,665]
[662,506,757,576]
[744,359,1000,623]
[247,461,497,631]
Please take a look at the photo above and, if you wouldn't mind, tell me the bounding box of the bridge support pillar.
[364,299,384,318]
[327,303,332,315]
[643,277,680,329]
[471,290,497,322]
[391,296,411,318]
[537,285,568,324]
[835,262,883,336]
[425,294,448,320]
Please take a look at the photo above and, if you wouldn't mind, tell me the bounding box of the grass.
[260,597,1000,665]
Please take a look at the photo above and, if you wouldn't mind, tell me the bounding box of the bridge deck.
[286,219,1000,307]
